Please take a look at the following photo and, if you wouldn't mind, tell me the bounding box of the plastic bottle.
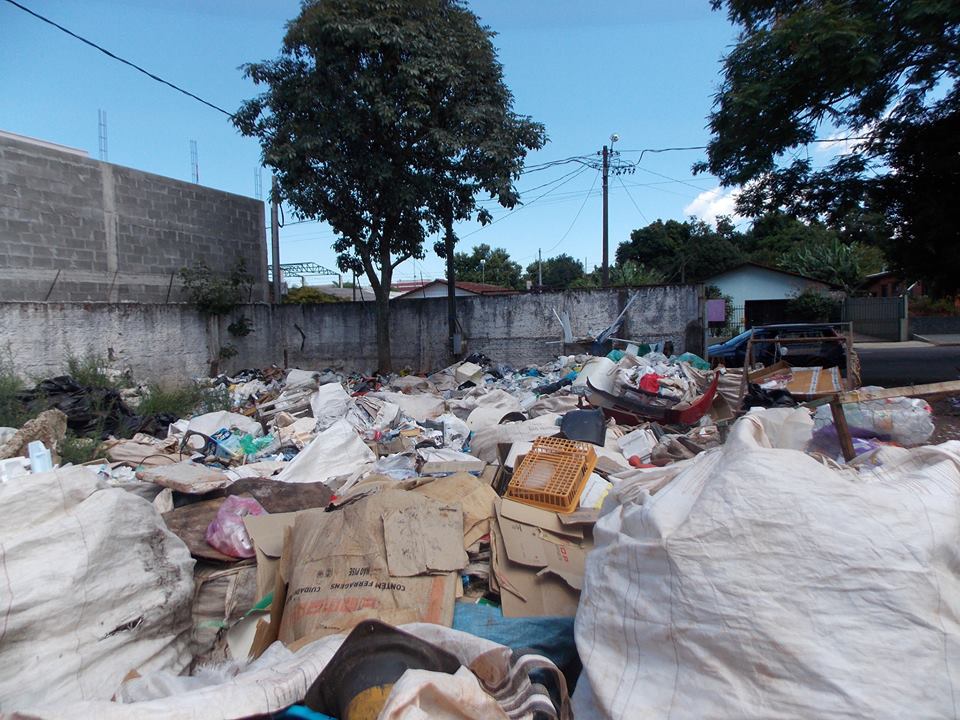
[28,441,53,473]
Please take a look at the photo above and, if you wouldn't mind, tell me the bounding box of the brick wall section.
[0,286,703,383]
[0,132,267,302]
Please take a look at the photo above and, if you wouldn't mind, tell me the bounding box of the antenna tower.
[97,109,108,161]
[190,140,199,183]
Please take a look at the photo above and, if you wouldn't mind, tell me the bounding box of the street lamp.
[480,258,486,285]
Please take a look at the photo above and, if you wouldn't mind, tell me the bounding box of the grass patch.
[138,383,233,418]
[65,351,130,389]
[0,347,27,428]
[59,434,101,466]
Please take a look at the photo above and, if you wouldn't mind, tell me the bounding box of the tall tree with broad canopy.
[698,0,960,294]
[526,254,586,290]
[234,0,545,370]
[616,219,743,283]
[451,244,523,289]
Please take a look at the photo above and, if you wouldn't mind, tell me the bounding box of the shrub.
[787,289,841,322]
[65,351,128,389]
[59,434,101,466]
[282,286,342,304]
[910,295,958,316]
[180,259,254,315]
[0,348,26,428]
[138,382,234,419]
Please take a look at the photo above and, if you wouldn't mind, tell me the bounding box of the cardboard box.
[244,511,299,601]
[749,361,843,397]
[455,362,484,385]
[490,498,592,618]
[412,473,498,549]
[276,489,461,645]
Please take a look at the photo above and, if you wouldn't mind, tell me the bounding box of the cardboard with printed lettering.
[277,488,460,644]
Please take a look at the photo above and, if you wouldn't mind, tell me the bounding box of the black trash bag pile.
[16,376,175,439]
[742,383,799,410]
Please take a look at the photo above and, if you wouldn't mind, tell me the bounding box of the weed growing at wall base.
[0,346,27,428]
[138,383,233,418]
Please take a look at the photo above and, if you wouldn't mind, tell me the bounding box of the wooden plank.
[830,399,856,462]
[837,380,960,405]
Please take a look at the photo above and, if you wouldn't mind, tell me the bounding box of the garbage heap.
[1,348,958,720]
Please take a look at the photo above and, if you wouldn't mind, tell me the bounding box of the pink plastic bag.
[204,495,267,558]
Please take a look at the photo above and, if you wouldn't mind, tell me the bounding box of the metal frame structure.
[737,322,857,402]
[267,262,341,287]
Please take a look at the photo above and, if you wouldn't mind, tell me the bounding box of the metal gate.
[842,296,906,341]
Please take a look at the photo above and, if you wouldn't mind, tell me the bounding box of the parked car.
[707,323,848,370]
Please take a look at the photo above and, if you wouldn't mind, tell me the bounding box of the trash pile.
[1,344,958,719]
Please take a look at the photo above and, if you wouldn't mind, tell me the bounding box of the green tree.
[451,244,523,289]
[616,219,743,283]
[235,0,544,371]
[574,261,666,288]
[738,212,837,266]
[526,254,584,290]
[699,0,959,294]
[778,238,877,293]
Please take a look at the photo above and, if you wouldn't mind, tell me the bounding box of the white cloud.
[816,130,860,157]
[683,186,741,225]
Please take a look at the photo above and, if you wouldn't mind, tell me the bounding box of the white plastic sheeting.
[274,418,375,485]
[185,411,263,439]
[0,467,195,707]
[309,381,354,432]
[575,408,960,719]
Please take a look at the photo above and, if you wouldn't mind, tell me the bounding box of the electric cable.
[3,0,235,117]
[543,168,601,254]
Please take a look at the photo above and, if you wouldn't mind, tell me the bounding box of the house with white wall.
[705,262,834,308]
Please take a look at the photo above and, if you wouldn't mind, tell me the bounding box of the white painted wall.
[398,284,475,299]
[708,266,829,308]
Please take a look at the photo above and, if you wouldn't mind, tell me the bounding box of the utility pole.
[601,144,609,287]
[538,248,543,288]
[270,177,281,303]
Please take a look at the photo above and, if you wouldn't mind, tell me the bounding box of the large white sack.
[574,408,960,720]
[369,390,445,422]
[15,624,549,719]
[274,418,375,485]
[186,410,263,438]
[309,381,353,431]
[469,413,561,464]
[0,467,194,707]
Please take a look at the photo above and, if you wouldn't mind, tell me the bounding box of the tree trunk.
[365,247,393,375]
[444,212,459,360]
[375,289,391,373]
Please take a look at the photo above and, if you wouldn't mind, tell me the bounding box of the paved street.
[857,342,960,387]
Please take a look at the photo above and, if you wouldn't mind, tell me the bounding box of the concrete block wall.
[0,131,268,303]
[0,285,703,383]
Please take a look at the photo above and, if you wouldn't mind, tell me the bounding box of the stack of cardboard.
[490,497,594,617]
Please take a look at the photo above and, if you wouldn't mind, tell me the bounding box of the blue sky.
[1,0,750,284]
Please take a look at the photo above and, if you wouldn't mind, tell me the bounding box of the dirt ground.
[930,397,960,444]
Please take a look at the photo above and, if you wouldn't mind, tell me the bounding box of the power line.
[634,165,708,193]
[3,0,235,118]
[476,165,591,205]
[543,169,601,254]
[616,174,647,222]
[461,165,591,239]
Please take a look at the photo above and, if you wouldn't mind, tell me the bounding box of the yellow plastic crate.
[506,436,598,513]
